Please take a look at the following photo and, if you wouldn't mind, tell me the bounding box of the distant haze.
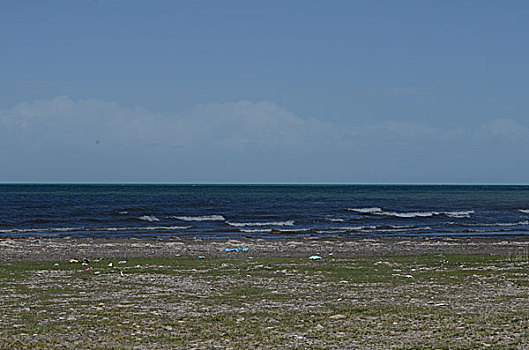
[1,1,528,183]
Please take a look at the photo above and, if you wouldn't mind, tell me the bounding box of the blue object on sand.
[223,247,249,252]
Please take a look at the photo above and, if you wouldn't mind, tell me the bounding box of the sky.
[1,0,529,183]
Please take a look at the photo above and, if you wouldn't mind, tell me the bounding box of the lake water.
[1,184,529,238]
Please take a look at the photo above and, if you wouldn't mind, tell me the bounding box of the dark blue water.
[1,184,529,238]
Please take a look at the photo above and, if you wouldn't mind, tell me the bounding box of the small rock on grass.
[329,314,346,320]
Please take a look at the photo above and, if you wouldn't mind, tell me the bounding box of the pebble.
[329,314,346,320]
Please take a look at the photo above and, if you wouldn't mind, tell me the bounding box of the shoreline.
[2,236,529,262]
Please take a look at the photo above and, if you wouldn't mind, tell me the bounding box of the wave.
[326,217,345,222]
[325,225,378,231]
[380,211,435,218]
[376,226,432,233]
[315,226,432,234]
[170,215,225,221]
[226,220,295,227]
[385,224,416,229]
[136,215,160,222]
[346,208,474,219]
[274,228,311,233]
[347,207,383,214]
[239,228,273,233]
[0,225,192,234]
[459,228,529,233]
[320,224,421,232]
[447,221,529,228]
[444,211,475,218]
[519,209,529,214]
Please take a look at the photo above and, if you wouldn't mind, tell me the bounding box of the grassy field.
[1,253,529,349]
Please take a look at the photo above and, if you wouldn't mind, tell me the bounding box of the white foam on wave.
[320,224,418,232]
[275,228,311,233]
[443,210,474,218]
[0,225,192,234]
[347,207,383,214]
[170,215,225,221]
[103,225,192,231]
[316,226,431,234]
[239,228,273,233]
[137,215,160,222]
[326,225,378,231]
[519,209,529,214]
[326,218,345,222]
[383,211,435,218]
[387,224,416,229]
[374,226,432,233]
[0,227,81,233]
[447,221,529,228]
[139,225,192,231]
[226,220,295,227]
[347,208,474,219]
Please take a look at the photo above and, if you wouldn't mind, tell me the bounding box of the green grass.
[1,254,529,349]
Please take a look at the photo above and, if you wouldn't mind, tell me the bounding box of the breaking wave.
[274,228,311,233]
[0,225,192,234]
[519,209,529,214]
[447,221,529,227]
[347,207,383,214]
[346,208,474,218]
[323,225,379,231]
[443,211,475,218]
[326,217,345,222]
[226,220,295,227]
[170,215,225,221]
[319,224,426,232]
[136,215,160,222]
[239,228,273,233]
[315,226,432,234]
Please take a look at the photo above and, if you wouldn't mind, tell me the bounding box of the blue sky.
[1,0,529,183]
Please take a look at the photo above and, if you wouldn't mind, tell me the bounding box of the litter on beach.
[222,247,249,252]
[309,255,323,260]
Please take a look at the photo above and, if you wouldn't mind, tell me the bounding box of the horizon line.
[1,182,528,186]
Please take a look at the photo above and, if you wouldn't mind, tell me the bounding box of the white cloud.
[1,96,528,183]
[181,101,345,151]
[2,97,527,154]
[480,118,529,140]
[0,97,349,153]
